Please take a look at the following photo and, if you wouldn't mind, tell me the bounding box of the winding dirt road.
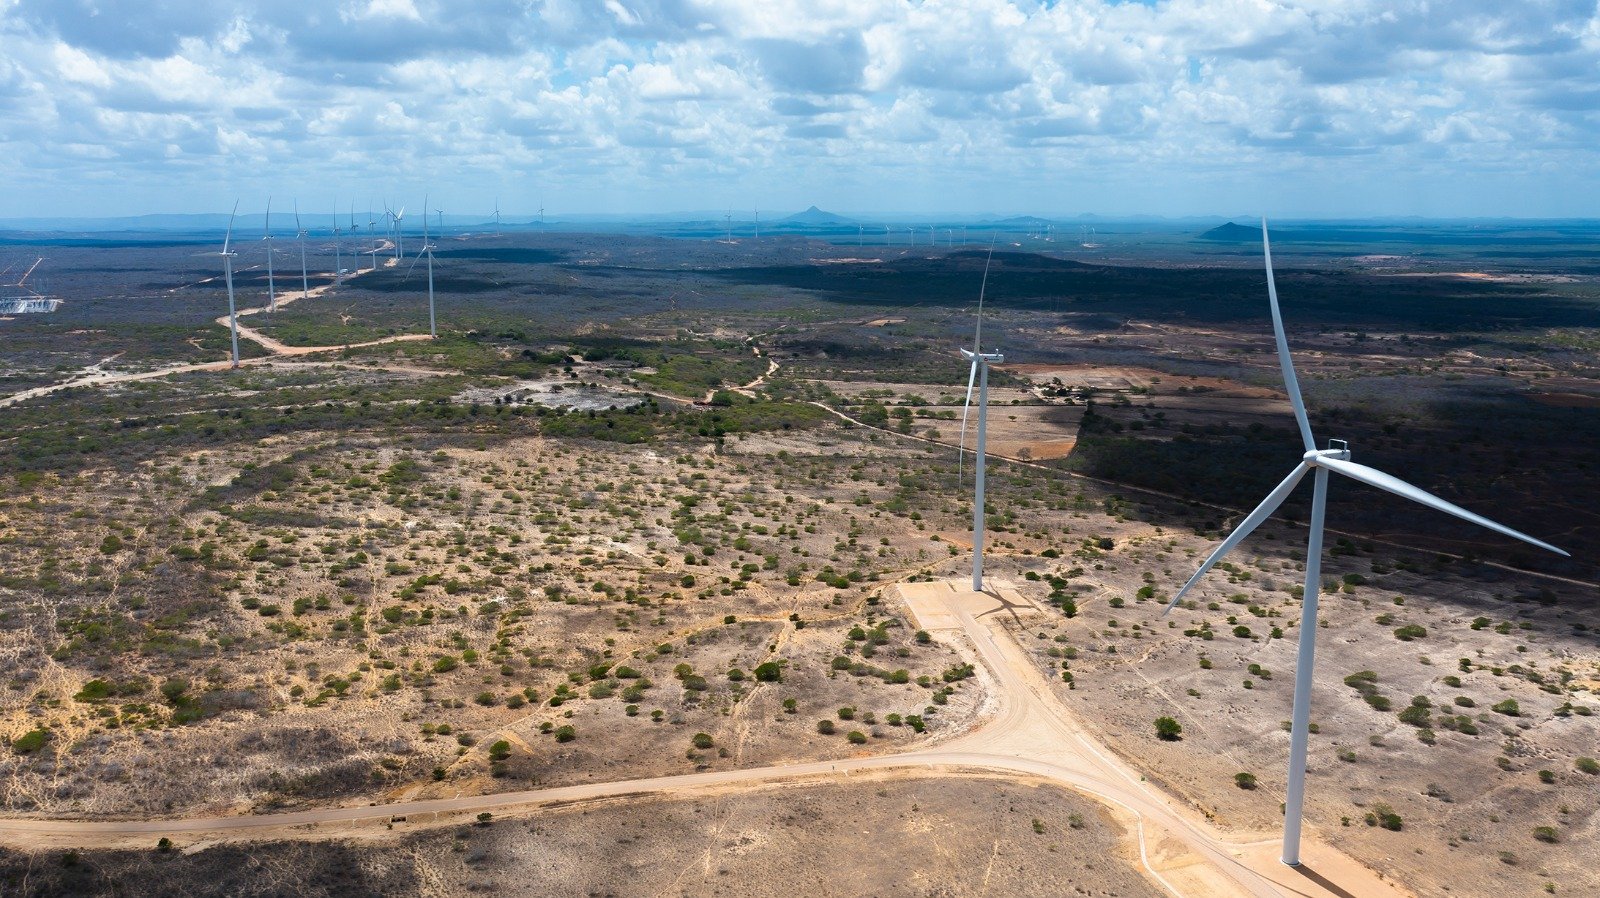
[0,254,433,410]
[0,581,1407,898]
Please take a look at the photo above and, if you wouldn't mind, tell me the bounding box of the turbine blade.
[1316,456,1568,557]
[1262,218,1316,453]
[405,249,424,278]
[1163,461,1312,614]
[294,199,301,232]
[957,357,978,479]
[223,200,238,254]
[972,237,996,353]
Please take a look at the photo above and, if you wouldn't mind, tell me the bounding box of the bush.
[554,725,576,743]
[10,728,48,754]
[1234,772,1257,790]
[691,732,714,750]
[1575,757,1599,775]
[1154,717,1182,741]
[816,720,835,735]
[753,662,782,682]
[1532,826,1559,844]
[1492,699,1521,716]
[488,740,511,761]
[846,730,868,745]
[1393,624,1427,641]
[433,655,459,673]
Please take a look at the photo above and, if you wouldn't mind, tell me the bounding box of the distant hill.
[780,206,855,226]
[1197,221,1260,242]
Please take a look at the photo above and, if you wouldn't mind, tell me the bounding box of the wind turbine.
[390,204,406,260]
[434,203,444,235]
[753,208,759,240]
[331,203,342,286]
[294,201,310,301]
[406,193,439,339]
[956,242,1001,593]
[1162,218,1568,869]
[493,198,501,236]
[725,210,733,244]
[367,204,377,270]
[202,202,242,368]
[858,225,864,247]
[262,197,277,312]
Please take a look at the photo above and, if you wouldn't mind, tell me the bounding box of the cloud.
[0,0,1596,217]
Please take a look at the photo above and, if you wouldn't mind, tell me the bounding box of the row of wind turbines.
[205,197,464,367]
[951,220,1567,869]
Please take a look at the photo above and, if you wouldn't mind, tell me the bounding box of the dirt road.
[0,581,1408,898]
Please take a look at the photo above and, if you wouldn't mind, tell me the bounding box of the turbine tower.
[956,243,1001,593]
[1163,218,1567,868]
[203,202,242,368]
[262,197,277,312]
[494,198,501,236]
[294,201,310,300]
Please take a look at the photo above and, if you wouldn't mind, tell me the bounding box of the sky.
[0,0,1597,220]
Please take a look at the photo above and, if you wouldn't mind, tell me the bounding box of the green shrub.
[817,720,835,735]
[1492,699,1521,716]
[846,730,868,745]
[1154,717,1182,741]
[1234,772,1257,790]
[691,732,714,750]
[10,728,49,754]
[1575,757,1599,775]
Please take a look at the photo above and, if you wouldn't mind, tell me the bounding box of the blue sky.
[1,0,1596,219]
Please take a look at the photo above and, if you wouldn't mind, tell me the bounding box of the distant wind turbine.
[294,201,310,301]
[263,197,277,312]
[493,198,501,236]
[1162,218,1567,869]
[407,192,439,339]
[331,202,342,286]
[203,202,242,368]
[753,208,759,240]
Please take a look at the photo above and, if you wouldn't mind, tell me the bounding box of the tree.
[754,661,782,682]
[1154,717,1182,741]
[691,732,714,750]
[488,740,511,762]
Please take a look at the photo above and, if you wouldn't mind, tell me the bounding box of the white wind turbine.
[407,192,439,339]
[262,197,277,312]
[389,204,406,260]
[1162,218,1568,869]
[331,203,342,286]
[201,202,242,368]
[294,201,310,300]
[493,198,501,236]
[367,204,378,270]
[956,243,1001,593]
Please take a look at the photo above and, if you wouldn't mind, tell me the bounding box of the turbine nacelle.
[960,348,1004,364]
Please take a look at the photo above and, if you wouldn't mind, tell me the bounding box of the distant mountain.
[994,215,1054,227]
[780,206,855,226]
[1197,221,1260,242]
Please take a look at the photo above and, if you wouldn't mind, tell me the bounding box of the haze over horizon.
[1,0,1596,220]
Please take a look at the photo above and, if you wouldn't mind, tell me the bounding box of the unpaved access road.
[0,255,432,409]
[0,580,1409,898]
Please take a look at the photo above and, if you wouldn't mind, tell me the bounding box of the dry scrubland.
[2,232,1598,896]
[0,776,1157,897]
[0,404,1016,819]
